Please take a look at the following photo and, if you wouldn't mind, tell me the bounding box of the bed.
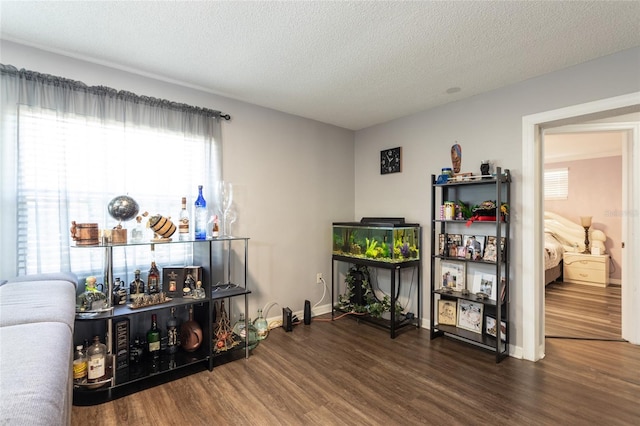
[543,211,607,285]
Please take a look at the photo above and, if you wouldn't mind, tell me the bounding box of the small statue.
[451,143,462,174]
[481,160,491,177]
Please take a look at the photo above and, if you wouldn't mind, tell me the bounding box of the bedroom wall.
[545,156,623,282]
[0,40,356,321]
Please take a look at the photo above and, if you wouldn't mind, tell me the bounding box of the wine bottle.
[194,185,207,240]
[147,314,161,358]
[179,196,190,241]
[87,336,107,383]
[166,308,179,354]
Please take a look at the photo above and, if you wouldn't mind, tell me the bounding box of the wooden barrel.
[149,215,176,239]
[70,222,99,246]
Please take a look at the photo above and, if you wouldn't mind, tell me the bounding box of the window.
[544,168,568,200]
[16,106,212,277]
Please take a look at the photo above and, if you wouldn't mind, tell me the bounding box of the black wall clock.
[380,147,402,174]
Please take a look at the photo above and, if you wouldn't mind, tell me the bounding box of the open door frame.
[521,92,640,361]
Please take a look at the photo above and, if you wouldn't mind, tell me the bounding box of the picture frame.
[463,234,486,261]
[472,272,497,300]
[440,260,466,292]
[438,299,457,326]
[483,236,506,262]
[456,245,467,259]
[438,234,446,256]
[457,300,484,333]
[447,234,462,258]
[485,315,507,341]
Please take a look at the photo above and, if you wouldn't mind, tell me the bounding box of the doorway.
[543,128,625,340]
[521,92,640,361]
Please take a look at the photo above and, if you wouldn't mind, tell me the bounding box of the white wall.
[354,47,640,354]
[0,40,355,321]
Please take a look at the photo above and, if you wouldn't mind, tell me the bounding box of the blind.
[16,106,210,280]
[544,168,569,200]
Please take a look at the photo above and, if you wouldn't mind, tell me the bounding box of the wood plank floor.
[545,281,621,339]
[72,310,640,426]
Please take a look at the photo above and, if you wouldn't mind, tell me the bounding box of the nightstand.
[563,252,610,287]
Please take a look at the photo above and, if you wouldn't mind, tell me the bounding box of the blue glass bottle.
[194,185,207,240]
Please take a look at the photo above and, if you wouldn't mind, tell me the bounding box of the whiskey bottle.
[166,307,179,354]
[87,336,107,383]
[129,269,145,301]
[179,196,190,241]
[194,185,207,240]
[147,314,161,358]
[148,246,160,294]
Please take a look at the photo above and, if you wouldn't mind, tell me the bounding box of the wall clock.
[380,147,402,174]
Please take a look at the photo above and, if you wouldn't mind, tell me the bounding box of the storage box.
[332,219,420,262]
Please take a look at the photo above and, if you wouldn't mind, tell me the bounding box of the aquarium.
[332,219,420,263]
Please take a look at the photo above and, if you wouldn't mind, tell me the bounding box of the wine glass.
[217,181,233,236]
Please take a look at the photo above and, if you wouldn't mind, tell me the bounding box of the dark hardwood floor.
[545,281,622,339]
[73,305,639,426]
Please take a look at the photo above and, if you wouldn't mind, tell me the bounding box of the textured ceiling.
[1,1,639,130]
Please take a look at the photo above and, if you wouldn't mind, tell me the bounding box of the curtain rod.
[1,64,231,121]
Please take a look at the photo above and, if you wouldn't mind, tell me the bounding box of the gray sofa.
[0,272,78,426]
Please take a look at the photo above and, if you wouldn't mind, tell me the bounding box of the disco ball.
[107,195,139,222]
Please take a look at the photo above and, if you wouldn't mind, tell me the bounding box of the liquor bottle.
[147,314,161,358]
[183,273,195,298]
[148,246,160,294]
[179,196,190,241]
[212,215,219,238]
[129,269,145,301]
[253,309,269,340]
[166,307,179,354]
[73,345,88,384]
[194,185,207,240]
[193,280,206,300]
[130,215,145,243]
[112,277,127,305]
[180,305,203,352]
[87,336,107,383]
[129,336,144,364]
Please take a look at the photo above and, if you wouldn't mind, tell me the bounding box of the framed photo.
[457,300,484,333]
[483,236,506,262]
[485,315,507,341]
[447,234,462,258]
[463,234,486,261]
[438,299,457,326]
[456,245,467,259]
[472,272,497,300]
[440,260,465,291]
[163,267,185,298]
[438,234,446,256]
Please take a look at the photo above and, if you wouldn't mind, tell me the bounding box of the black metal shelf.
[331,244,422,339]
[73,236,252,405]
[430,168,511,363]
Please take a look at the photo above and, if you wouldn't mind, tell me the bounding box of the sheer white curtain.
[0,65,223,280]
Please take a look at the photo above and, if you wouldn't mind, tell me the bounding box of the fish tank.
[332,218,420,263]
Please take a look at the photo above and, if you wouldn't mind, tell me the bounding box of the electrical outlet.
[316,273,323,284]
